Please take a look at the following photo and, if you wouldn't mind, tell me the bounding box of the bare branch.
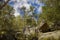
[0,0,10,9]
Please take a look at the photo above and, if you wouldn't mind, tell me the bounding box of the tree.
[0,0,10,9]
[40,0,60,30]
[20,6,37,27]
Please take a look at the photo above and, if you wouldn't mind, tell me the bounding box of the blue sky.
[9,0,44,16]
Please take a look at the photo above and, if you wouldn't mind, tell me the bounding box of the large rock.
[38,30,60,40]
[36,21,51,33]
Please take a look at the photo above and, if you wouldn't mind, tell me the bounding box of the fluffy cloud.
[9,0,44,16]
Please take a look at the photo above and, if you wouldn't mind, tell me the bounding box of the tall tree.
[20,6,37,27]
[0,3,17,34]
[39,0,60,30]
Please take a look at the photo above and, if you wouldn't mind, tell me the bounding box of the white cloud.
[13,0,31,16]
[23,3,30,10]
[10,0,42,16]
[38,7,42,13]
[14,10,20,16]
[22,0,27,2]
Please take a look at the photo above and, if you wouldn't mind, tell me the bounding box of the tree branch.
[0,0,10,9]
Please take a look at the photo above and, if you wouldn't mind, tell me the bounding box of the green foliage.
[14,16,26,29]
[1,0,60,40]
[39,0,60,27]
[19,6,37,27]
[0,5,14,30]
[0,3,20,40]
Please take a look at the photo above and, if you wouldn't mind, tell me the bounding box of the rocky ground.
[38,30,60,40]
